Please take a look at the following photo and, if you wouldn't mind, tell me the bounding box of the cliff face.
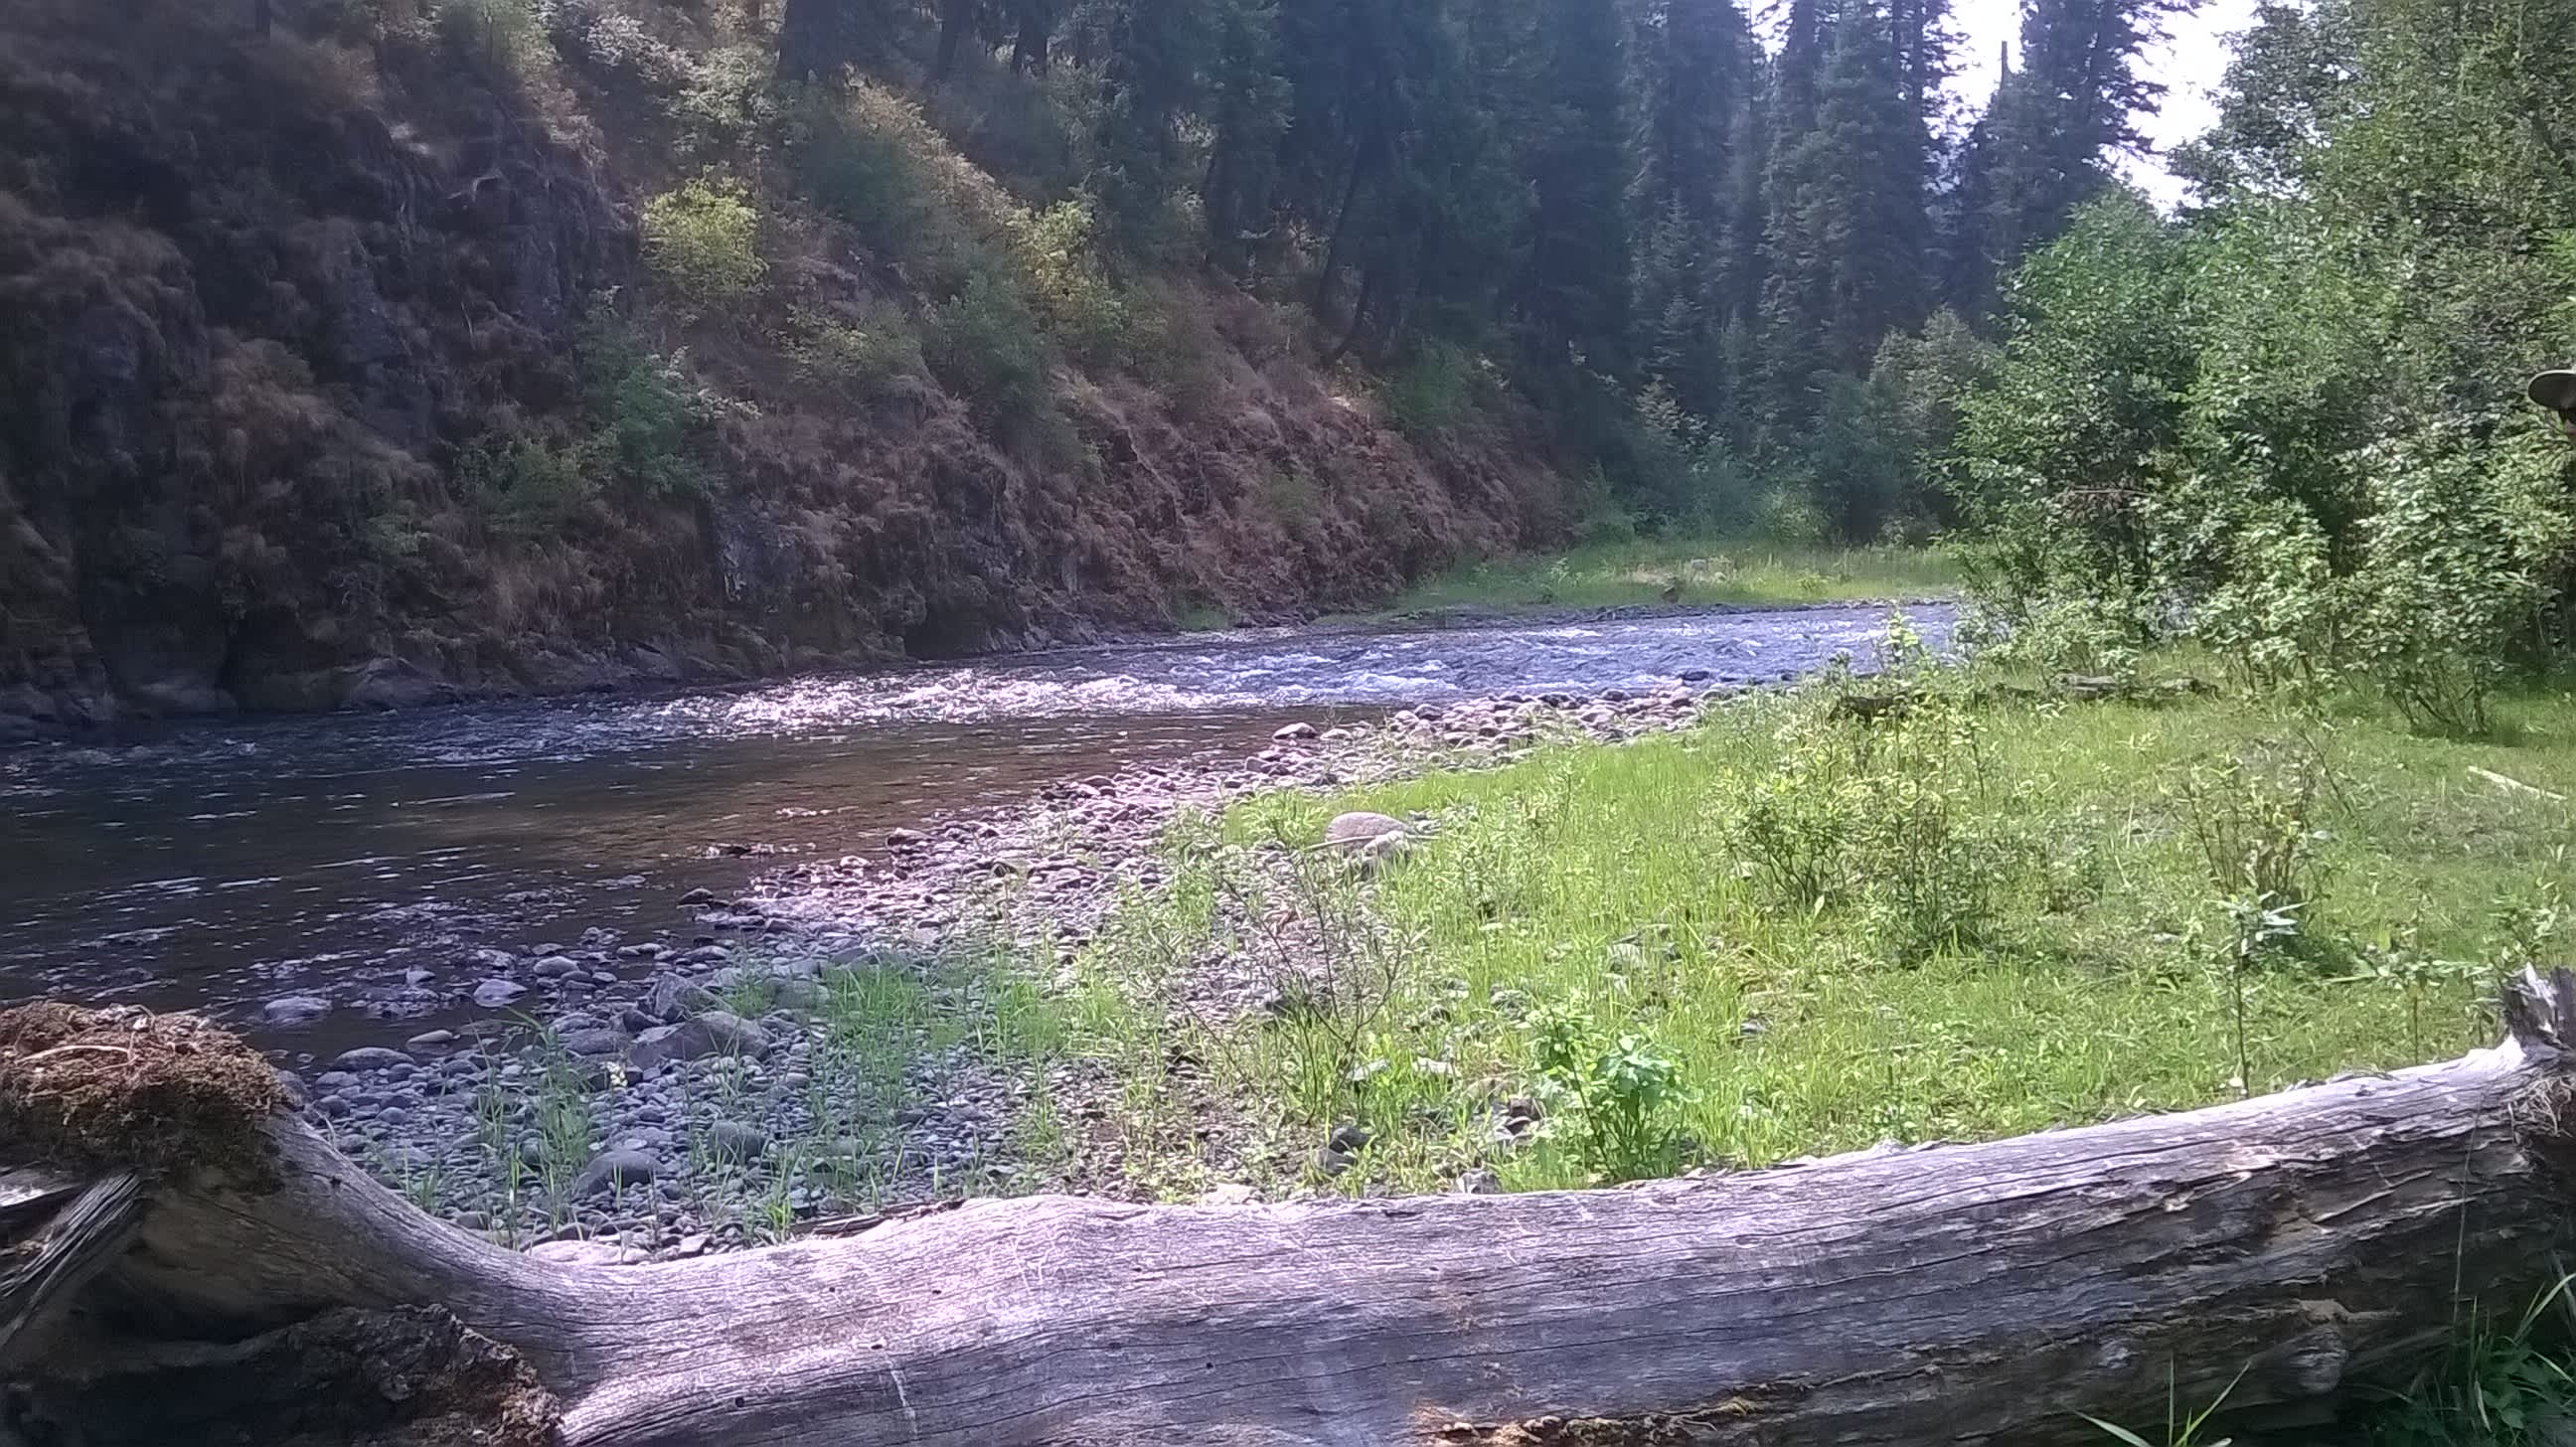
[0,0,1569,736]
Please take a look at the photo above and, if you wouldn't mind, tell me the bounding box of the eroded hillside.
[0,0,1569,733]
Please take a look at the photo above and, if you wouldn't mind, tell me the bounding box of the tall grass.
[1062,666,2576,1200]
[1368,539,1962,616]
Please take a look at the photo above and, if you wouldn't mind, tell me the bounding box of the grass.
[1045,645,2576,1434]
[1362,538,1961,618]
[1062,651,2576,1204]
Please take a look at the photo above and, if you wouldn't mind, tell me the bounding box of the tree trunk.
[1011,0,1050,75]
[933,0,973,80]
[9,979,2576,1447]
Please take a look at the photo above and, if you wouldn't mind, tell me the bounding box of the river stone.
[314,1070,358,1091]
[645,975,717,1023]
[261,995,331,1026]
[1324,811,1407,855]
[575,1150,661,1197]
[563,1028,626,1057]
[1273,722,1318,741]
[332,1047,411,1073]
[458,947,517,973]
[528,1239,646,1266]
[532,955,581,979]
[886,828,928,849]
[627,1012,768,1068]
[708,1120,767,1164]
[404,1030,457,1052]
[473,978,528,1008]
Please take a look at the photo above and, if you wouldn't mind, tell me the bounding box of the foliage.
[433,0,548,78]
[1379,341,1481,440]
[1528,999,1688,1184]
[786,302,928,396]
[640,176,769,309]
[1068,672,2576,1199]
[928,269,1058,430]
[1951,0,2576,727]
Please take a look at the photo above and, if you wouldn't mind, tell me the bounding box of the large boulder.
[627,1011,769,1068]
[1324,812,1407,855]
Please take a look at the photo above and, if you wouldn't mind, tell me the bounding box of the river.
[0,603,1942,1062]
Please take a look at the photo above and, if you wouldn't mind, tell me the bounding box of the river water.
[0,603,1941,1058]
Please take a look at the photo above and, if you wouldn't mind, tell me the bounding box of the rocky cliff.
[0,0,1569,736]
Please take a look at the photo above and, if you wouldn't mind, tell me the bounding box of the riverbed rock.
[1324,812,1407,855]
[645,975,718,1023]
[574,1150,661,1197]
[628,1011,768,1068]
[708,1120,768,1164]
[404,1030,457,1052]
[563,1028,626,1057]
[887,828,928,849]
[472,978,528,1008]
[331,1047,411,1073]
[1273,722,1318,741]
[531,955,581,979]
[529,1238,647,1266]
[261,995,331,1026]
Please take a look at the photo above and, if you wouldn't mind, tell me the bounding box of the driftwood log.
[6,978,2576,1447]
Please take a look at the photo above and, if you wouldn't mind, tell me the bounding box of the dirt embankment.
[0,0,1571,739]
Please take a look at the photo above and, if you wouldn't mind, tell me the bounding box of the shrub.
[2346,423,2575,735]
[1528,1000,1687,1184]
[1380,342,1477,439]
[462,436,598,535]
[928,270,1055,427]
[640,176,768,309]
[1012,199,1127,360]
[579,321,710,500]
[434,0,548,77]
[675,45,781,156]
[2171,738,2334,913]
[787,303,926,397]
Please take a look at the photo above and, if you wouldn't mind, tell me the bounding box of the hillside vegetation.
[0,0,1571,733]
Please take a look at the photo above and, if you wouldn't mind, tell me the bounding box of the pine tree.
[1202,0,1290,273]
[1755,0,1931,429]
[1948,0,2188,315]
[1091,0,1215,245]
[1626,0,1758,417]
[1520,0,1631,372]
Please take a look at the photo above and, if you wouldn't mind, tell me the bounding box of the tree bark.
[9,977,2576,1447]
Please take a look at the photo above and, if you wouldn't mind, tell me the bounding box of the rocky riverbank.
[300,679,1741,1262]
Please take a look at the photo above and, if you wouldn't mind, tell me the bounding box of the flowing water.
[0,603,1944,1057]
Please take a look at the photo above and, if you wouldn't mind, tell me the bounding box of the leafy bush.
[433,0,548,77]
[1728,629,2034,960]
[2171,738,2334,912]
[462,436,598,535]
[1380,342,1478,439]
[2346,423,2575,735]
[675,45,781,156]
[786,303,926,397]
[1527,1000,1687,1185]
[1012,199,1127,360]
[928,270,1056,428]
[640,176,768,309]
[579,321,710,500]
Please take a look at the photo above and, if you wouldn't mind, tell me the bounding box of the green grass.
[1064,667,2576,1203]
[1363,539,1961,617]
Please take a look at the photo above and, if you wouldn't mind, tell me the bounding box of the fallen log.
[5,980,2576,1447]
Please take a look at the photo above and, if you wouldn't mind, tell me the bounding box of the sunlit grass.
[1064,673,2576,1201]
[1358,538,1961,618]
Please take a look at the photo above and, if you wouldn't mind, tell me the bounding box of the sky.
[1940,0,2263,206]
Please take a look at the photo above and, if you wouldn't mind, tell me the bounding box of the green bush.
[579,322,710,500]
[1527,1000,1688,1185]
[676,45,783,155]
[928,270,1056,427]
[462,436,599,535]
[640,176,768,309]
[2346,423,2575,735]
[434,0,547,77]
[1380,341,1478,439]
[787,303,927,397]
[1013,199,1127,360]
